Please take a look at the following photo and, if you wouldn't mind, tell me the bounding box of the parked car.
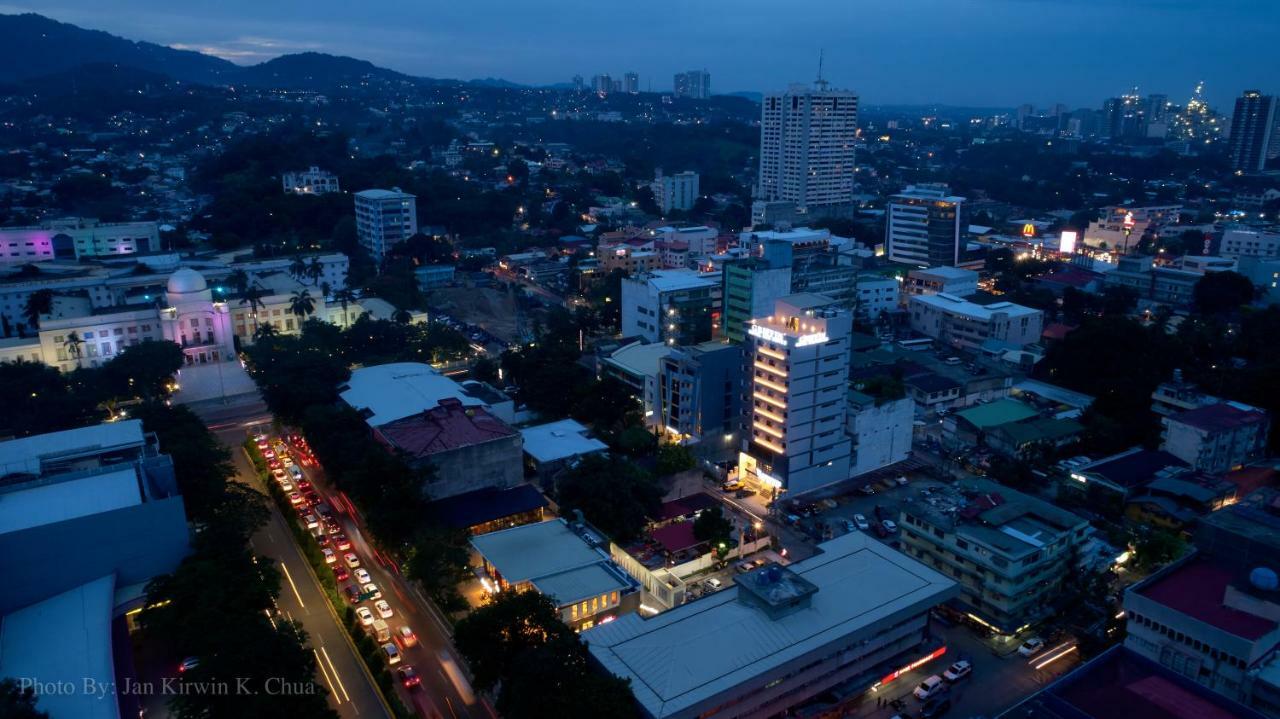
[942,660,972,682]
[343,585,362,604]
[853,514,870,531]
[913,675,946,700]
[920,697,952,718]
[873,524,889,539]
[355,607,375,626]
[736,561,754,573]
[288,492,304,505]
[859,484,877,495]
[705,577,723,590]
[374,600,394,619]
[1018,637,1045,657]
[881,519,898,534]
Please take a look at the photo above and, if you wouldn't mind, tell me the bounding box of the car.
[735,488,756,498]
[396,626,418,648]
[178,656,200,673]
[263,449,276,460]
[297,479,312,491]
[913,675,945,700]
[354,568,372,585]
[397,666,421,688]
[362,582,382,600]
[288,492,304,505]
[840,519,855,533]
[1018,637,1045,657]
[381,642,402,665]
[942,660,972,682]
[705,577,723,590]
[721,481,742,492]
[374,600,394,619]
[268,459,282,470]
[343,553,361,569]
[322,548,336,564]
[314,532,331,547]
[303,514,320,530]
[324,521,342,535]
[355,607,375,626]
[333,566,349,582]
[343,585,362,604]
[919,697,952,718]
[853,514,870,531]
[736,561,754,573]
[859,484,877,495]
[256,439,269,450]
[895,475,909,486]
[288,465,303,481]
[334,535,352,551]
[881,519,898,533]
[303,491,321,505]
[279,480,294,493]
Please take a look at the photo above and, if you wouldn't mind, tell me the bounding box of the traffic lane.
[224,434,389,719]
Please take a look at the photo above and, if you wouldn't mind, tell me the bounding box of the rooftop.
[911,292,1041,320]
[0,467,143,535]
[1198,487,1280,555]
[904,478,1088,559]
[355,188,413,200]
[374,399,516,457]
[339,362,479,427]
[639,268,719,293]
[953,399,1039,430]
[470,519,630,605]
[990,416,1085,446]
[909,266,977,280]
[0,420,146,478]
[585,531,956,719]
[605,341,677,380]
[1013,378,1094,409]
[519,419,609,465]
[1136,559,1278,641]
[1169,402,1269,433]
[1077,448,1189,490]
[426,484,548,530]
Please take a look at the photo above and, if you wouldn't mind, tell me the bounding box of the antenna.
[815,49,829,90]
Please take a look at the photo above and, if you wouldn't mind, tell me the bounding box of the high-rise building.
[620,269,720,345]
[650,169,700,213]
[1228,90,1279,172]
[623,72,639,94]
[885,184,967,266]
[756,84,859,215]
[721,258,792,344]
[1103,90,1146,139]
[592,74,613,95]
[673,70,711,99]
[354,188,418,262]
[737,294,853,497]
[572,74,584,93]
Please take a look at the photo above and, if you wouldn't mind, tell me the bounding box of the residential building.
[652,225,718,257]
[651,170,699,213]
[602,340,678,420]
[851,275,899,323]
[1228,91,1279,172]
[737,294,853,497]
[585,531,958,719]
[899,477,1093,634]
[886,184,968,266]
[0,421,191,719]
[657,340,744,445]
[721,258,792,343]
[0,218,159,264]
[1161,402,1270,474]
[624,72,639,94]
[620,269,721,345]
[757,83,859,216]
[905,266,979,298]
[846,390,913,477]
[518,419,609,482]
[372,398,523,501]
[1178,255,1238,275]
[601,247,662,275]
[355,188,418,261]
[281,166,340,194]
[1083,204,1182,252]
[673,70,711,99]
[1152,370,1230,417]
[1103,254,1203,305]
[1065,447,1189,501]
[1222,227,1280,260]
[908,293,1044,352]
[472,518,640,631]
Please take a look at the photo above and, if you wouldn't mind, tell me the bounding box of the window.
[190,318,199,329]
[114,327,123,335]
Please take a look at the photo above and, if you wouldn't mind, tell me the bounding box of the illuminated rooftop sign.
[748,324,829,347]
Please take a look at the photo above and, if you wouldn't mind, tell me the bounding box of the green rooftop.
[954,399,1039,430]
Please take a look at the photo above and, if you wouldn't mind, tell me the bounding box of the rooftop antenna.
[815,49,829,91]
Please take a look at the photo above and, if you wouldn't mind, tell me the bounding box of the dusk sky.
[6,0,1278,108]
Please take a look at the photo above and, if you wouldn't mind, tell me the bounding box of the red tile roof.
[1041,322,1078,341]
[649,520,702,554]
[374,398,516,458]
[1171,403,1268,433]
[1137,560,1278,640]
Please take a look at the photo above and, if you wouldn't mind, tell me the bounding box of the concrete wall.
[849,397,914,477]
[426,434,524,501]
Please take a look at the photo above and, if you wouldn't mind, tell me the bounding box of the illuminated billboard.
[1059,230,1078,254]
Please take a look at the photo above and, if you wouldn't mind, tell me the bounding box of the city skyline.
[5,1,1277,108]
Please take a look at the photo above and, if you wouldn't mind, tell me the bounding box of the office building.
[721,258,792,344]
[886,184,968,266]
[651,170,700,213]
[0,421,191,719]
[1228,91,1280,173]
[1161,402,1270,474]
[1222,227,1280,260]
[602,340,678,421]
[851,276,899,324]
[281,166,340,195]
[657,340,743,445]
[906,266,979,298]
[908,293,1044,351]
[1083,204,1182,252]
[624,72,639,94]
[673,70,711,99]
[737,294,853,497]
[472,518,640,631]
[0,218,159,265]
[621,269,721,345]
[585,531,957,719]
[899,477,1093,634]
[354,188,418,261]
[757,84,859,216]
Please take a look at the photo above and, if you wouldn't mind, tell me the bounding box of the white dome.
[167,268,208,295]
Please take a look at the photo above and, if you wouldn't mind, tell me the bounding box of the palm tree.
[64,331,85,368]
[23,289,53,331]
[228,269,250,295]
[289,289,315,319]
[288,256,307,282]
[393,308,413,324]
[253,323,280,343]
[306,257,324,286]
[332,288,357,327]
[239,286,268,335]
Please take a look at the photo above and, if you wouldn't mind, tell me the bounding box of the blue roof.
[428,484,547,529]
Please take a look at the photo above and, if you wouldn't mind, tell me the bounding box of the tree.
[655,442,696,477]
[0,361,99,437]
[288,289,316,319]
[454,590,567,692]
[100,340,185,400]
[253,322,279,343]
[1133,527,1187,570]
[392,308,412,324]
[406,525,473,613]
[557,455,663,542]
[228,269,251,295]
[306,256,324,286]
[22,289,53,331]
[693,505,734,550]
[64,330,85,368]
[0,679,48,719]
[288,255,307,282]
[331,288,357,326]
[1193,271,1256,314]
[239,286,268,334]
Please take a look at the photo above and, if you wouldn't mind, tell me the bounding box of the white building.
[355,188,418,261]
[1083,204,1182,252]
[906,266,979,298]
[908,293,1044,352]
[585,531,957,719]
[0,218,159,265]
[673,70,711,99]
[738,294,853,497]
[847,392,914,477]
[1161,402,1270,474]
[1221,226,1280,259]
[886,185,967,267]
[620,269,721,346]
[757,84,859,215]
[282,166,340,195]
[652,225,718,257]
[852,276,899,323]
[651,171,700,213]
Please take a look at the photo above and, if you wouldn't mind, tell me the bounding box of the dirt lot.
[429,285,523,343]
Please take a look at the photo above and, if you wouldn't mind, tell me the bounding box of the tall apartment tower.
[623,72,640,94]
[1228,91,1280,172]
[650,169,700,213]
[354,188,417,262]
[756,84,859,216]
[885,184,968,267]
[673,70,711,99]
[737,293,853,498]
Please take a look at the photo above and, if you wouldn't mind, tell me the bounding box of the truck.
[371,619,391,643]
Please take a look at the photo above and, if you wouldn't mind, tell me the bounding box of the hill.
[233,52,413,88]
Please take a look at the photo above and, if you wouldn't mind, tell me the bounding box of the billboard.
[1059,230,1078,254]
